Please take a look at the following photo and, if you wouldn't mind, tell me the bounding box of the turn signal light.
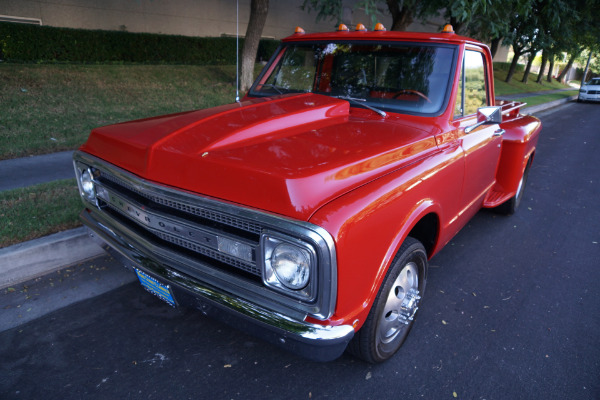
[442,24,454,33]
[374,23,386,31]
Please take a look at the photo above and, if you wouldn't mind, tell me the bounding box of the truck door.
[454,49,502,211]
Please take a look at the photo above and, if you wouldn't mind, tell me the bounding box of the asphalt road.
[1,102,599,400]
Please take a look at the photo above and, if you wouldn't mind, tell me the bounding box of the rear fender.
[494,115,541,195]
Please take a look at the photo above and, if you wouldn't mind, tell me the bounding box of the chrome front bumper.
[81,209,354,362]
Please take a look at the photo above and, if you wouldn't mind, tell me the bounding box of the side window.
[455,50,488,118]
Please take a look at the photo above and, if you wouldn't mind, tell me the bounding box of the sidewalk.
[0,95,579,290]
[0,150,74,192]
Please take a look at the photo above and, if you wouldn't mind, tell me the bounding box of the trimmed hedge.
[0,22,280,64]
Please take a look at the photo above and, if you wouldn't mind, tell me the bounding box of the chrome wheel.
[347,237,427,363]
[377,261,420,351]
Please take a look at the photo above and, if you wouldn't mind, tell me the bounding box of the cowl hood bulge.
[81,93,439,220]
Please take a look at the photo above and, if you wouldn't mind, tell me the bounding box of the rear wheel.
[347,237,428,363]
[496,159,531,215]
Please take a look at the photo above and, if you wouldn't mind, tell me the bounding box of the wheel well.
[407,213,439,257]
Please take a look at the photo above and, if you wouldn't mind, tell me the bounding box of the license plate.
[135,268,176,307]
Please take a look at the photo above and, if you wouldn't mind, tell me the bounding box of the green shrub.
[0,22,280,64]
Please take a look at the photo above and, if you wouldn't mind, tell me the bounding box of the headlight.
[80,168,95,199]
[261,233,316,300]
[74,162,97,204]
[271,243,310,289]
[580,88,587,93]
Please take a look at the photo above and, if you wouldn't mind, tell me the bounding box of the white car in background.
[578,77,600,102]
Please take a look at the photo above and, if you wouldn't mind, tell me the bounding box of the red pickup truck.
[73,24,541,363]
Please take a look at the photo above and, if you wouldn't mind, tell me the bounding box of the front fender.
[309,148,462,330]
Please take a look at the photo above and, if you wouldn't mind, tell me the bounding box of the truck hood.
[81,93,439,220]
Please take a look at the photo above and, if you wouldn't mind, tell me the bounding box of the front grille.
[75,150,338,319]
[588,90,599,95]
[100,171,263,235]
[96,170,264,279]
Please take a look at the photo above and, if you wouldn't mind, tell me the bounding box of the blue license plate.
[135,269,176,307]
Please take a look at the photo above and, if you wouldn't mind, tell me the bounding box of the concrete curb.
[0,227,104,289]
[0,96,579,290]
[522,94,578,115]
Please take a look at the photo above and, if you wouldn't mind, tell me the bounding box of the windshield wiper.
[333,95,387,117]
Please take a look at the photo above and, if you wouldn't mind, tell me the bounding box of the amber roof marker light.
[295,26,305,34]
[442,24,455,33]
[337,24,349,32]
[374,23,386,31]
[355,23,367,31]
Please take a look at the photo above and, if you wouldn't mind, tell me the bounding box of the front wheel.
[347,237,428,363]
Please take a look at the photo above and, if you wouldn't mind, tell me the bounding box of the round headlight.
[271,243,310,290]
[80,168,95,200]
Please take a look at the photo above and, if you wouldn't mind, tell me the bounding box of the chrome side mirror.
[465,106,502,133]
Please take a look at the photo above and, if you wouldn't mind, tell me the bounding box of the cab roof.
[282,26,483,47]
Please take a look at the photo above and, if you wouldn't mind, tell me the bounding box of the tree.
[555,0,600,83]
[302,0,428,31]
[503,7,536,83]
[536,50,549,84]
[383,0,421,31]
[240,0,269,92]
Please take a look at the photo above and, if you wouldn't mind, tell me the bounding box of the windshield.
[250,42,457,115]
[587,78,600,86]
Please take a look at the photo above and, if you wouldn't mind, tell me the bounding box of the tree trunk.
[536,51,548,84]
[546,58,554,82]
[556,51,578,84]
[240,0,269,92]
[449,16,464,34]
[387,0,414,31]
[490,37,501,59]
[521,51,536,84]
[505,48,522,83]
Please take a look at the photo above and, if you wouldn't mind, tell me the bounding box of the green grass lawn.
[0,64,239,160]
[513,91,579,107]
[0,179,82,248]
[1,63,575,161]
[493,65,573,97]
[0,62,576,247]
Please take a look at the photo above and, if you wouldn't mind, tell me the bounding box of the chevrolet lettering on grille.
[101,188,220,249]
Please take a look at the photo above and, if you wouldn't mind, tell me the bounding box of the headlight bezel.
[261,232,318,301]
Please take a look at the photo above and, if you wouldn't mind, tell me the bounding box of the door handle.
[493,129,505,137]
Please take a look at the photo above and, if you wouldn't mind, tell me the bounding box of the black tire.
[496,158,531,215]
[347,237,428,363]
